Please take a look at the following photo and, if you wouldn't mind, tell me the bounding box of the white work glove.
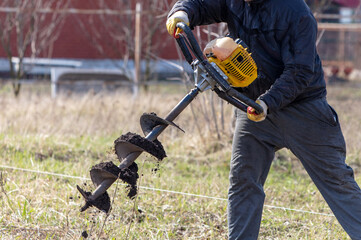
[247,99,268,122]
[166,11,189,37]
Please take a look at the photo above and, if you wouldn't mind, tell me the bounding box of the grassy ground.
[0,81,361,239]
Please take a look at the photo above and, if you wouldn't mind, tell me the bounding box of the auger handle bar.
[174,22,263,114]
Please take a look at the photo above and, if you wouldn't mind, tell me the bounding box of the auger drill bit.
[77,88,199,212]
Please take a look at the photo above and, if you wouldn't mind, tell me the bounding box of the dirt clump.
[91,161,121,176]
[78,187,111,213]
[81,230,88,238]
[115,132,166,160]
[91,161,139,199]
[118,162,139,199]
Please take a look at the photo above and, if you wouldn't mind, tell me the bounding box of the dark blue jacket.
[168,0,327,113]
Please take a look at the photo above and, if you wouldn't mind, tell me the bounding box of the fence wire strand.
[0,164,335,217]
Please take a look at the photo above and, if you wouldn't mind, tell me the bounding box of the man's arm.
[259,13,319,113]
[168,0,228,27]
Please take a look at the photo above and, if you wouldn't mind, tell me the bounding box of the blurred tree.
[74,0,178,93]
[0,0,70,96]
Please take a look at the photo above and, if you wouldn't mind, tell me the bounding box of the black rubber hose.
[175,36,193,65]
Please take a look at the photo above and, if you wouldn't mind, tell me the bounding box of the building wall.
[0,0,179,60]
[0,0,360,65]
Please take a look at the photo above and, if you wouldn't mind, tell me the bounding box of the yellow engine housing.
[208,44,257,88]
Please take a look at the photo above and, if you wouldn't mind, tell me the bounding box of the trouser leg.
[228,110,282,240]
[284,99,361,240]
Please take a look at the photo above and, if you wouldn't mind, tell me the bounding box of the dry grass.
[0,81,360,239]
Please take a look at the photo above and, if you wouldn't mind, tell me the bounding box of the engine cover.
[207,38,257,88]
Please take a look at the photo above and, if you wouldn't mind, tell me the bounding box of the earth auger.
[76,22,263,213]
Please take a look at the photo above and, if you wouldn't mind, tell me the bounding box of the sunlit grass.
[0,81,360,239]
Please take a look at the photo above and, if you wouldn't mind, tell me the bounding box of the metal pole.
[134,3,141,97]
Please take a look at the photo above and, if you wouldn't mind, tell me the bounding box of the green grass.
[0,82,360,239]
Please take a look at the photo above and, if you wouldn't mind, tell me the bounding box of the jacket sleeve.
[259,13,318,112]
[168,0,228,27]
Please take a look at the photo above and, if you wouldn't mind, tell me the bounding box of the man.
[166,0,361,239]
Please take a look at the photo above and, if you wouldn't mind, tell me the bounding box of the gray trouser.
[228,98,361,240]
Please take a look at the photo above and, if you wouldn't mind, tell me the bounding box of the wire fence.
[0,164,335,218]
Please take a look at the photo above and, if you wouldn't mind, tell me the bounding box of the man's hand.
[166,11,189,37]
[247,99,268,122]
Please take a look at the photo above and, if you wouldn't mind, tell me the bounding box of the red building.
[1,0,360,60]
[0,0,360,81]
[0,0,178,60]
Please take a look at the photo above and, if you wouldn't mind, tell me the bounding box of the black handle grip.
[213,88,248,112]
[227,88,263,114]
[175,22,205,61]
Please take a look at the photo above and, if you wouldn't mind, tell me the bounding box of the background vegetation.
[0,80,360,239]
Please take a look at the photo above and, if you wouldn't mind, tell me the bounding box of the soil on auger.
[91,161,139,199]
[80,188,111,213]
[78,132,165,214]
[115,132,167,160]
